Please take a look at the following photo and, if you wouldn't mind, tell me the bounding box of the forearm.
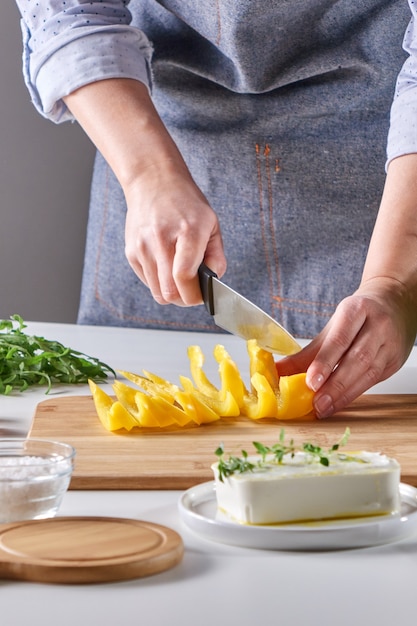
[278,154,417,417]
[64,77,226,305]
[63,78,191,188]
[361,153,417,302]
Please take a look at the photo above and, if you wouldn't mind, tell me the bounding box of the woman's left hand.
[276,277,417,418]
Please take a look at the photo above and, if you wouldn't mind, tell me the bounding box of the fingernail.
[308,373,324,392]
[315,394,334,419]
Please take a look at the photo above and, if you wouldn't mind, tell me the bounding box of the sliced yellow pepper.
[113,380,141,416]
[90,340,315,432]
[180,375,239,417]
[187,345,219,398]
[213,344,248,409]
[277,373,315,420]
[119,370,179,403]
[147,395,192,427]
[246,339,279,392]
[174,389,221,425]
[243,343,314,420]
[88,380,139,431]
[242,372,279,419]
[119,370,194,426]
[142,370,180,394]
[186,345,244,416]
[133,392,190,427]
[187,344,247,412]
[109,402,141,431]
[113,380,165,427]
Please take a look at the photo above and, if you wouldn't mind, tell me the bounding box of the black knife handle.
[198,263,217,316]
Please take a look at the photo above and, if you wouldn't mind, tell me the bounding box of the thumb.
[276,341,319,377]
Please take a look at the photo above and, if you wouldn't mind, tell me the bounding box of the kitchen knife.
[198,263,301,355]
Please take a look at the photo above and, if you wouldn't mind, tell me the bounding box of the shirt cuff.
[387,87,417,168]
[22,23,153,123]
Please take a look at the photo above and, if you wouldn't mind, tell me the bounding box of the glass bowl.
[0,438,75,523]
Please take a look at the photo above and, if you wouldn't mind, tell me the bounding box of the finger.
[313,330,385,418]
[124,228,150,288]
[172,233,226,306]
[276,339,322,377]
[172,258,203,306]
[124,241,149,288]
[125,235,167,303]
[141,259,172,304]
[138,231,191,305]
[127,255,146,286]
[202,231,227,279]
[137,238,182,305]
[305,298,368,391]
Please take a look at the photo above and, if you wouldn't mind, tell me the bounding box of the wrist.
[64,77,189,189]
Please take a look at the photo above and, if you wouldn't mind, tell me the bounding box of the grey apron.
[78,0,409,339]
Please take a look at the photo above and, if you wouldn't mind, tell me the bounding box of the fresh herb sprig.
[0,314,115,395]
[302,427,350,466]
[215,427,351,481]
[214,444,257,480]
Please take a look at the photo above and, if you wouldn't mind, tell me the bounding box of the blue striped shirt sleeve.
[387,4,417,165]
[15,1,153,123]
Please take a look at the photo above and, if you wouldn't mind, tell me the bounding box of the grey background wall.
[0,4,96,323]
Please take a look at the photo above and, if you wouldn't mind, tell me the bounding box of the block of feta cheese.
[212,450,401,525]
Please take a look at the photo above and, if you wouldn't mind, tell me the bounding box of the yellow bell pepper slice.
[119,370,179,403]
[186,344,244,416]
[133,391,190,427]
[179,375,240,417]
[113,380,141,415]
[113,380,165,427]
[120,373,191,426]
[277,373,315,420]
[188,345,219,398]
[120,369,217,426]
[120,370,194,425]
[142,370,180,393]
[246,339,279,391]
[88,380,139,432]
[242,372,279,419]
[213,344,248,409]
[148,395,193,427]
[109,402,141,431]
[174,389,221,425]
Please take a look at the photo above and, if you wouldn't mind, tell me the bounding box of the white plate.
[178,481,417,551]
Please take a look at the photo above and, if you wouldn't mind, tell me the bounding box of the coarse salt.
[0,454,73,523]
[0,455,69,478]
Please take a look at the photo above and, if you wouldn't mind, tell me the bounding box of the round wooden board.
[0,516,184,584]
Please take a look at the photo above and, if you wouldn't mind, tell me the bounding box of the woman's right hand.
[123,159,226,306]
[64,77,227,305]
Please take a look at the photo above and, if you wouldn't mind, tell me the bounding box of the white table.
[1,322,417,626]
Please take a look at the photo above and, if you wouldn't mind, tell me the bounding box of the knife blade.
[198,263,301,355]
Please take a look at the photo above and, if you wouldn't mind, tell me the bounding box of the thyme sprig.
[215,427,351,481]
[0,314,115,394]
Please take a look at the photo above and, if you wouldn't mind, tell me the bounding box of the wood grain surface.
[0,517,183,583]
[29,394,417,490]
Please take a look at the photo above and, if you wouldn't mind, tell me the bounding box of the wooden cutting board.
[30,394,417,489]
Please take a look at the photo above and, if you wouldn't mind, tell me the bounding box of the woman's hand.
[277,277,417,418]
[124,161,225,306]
[278,154,417,418]
[64,78,226,306]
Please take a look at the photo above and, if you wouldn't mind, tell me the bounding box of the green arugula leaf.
[0,314,115,395]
